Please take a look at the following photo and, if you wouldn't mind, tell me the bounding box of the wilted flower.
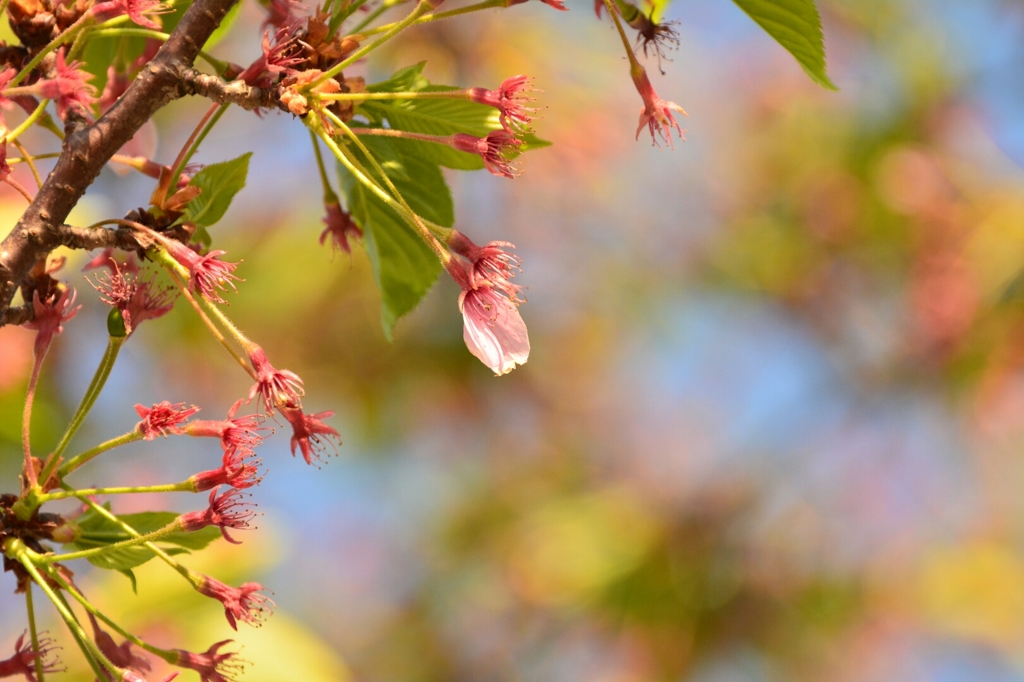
[280,406,340,465]
[89,0,170,30]
[190,447,264,492]
[35,51,97,119]
[450,131,522,179]
[184,400,268,454]
[631,65,687,147]
[23,287,81,359]
[89,265,175,336]
[88,613,150,676]
[173,641,244,682]
[246,346,304,414]
[196,576,274,630]
[178,488,257,544]
[318,199,362,255]
[467,75,540,133]
[0,632,62,681]
[135,402,200,440]
[159,239,242,304]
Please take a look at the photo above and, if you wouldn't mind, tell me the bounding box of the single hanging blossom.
[246,345,304,414]
[450,131,522,179]
[35,50,97,119]
[173,641,245,682]
[446,257,530,375]
[89,0,170,30]
[281,406,341,466]
[467,75,540,133]
[135,401,200,440]
[319,199,362,255]
[631,64,687,147]
[178,487,258,544]
[196,576,274,630]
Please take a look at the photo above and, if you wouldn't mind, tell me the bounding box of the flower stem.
[313,0,433,88]
[58,431,144,478]
[39,335,126,485]
[86,27,227,72]
[71,488,200,586]
[327,115,449,258]
[318,88,465,101]
[310,129,337,202]
[22,332,49,489]
[7,101,51,143]
[11,139,43,188]
[163,265,255,376]
[50,570,178,663]
[5,538,122,679]
[25,586,45,682]
[360,0,503,36]
[37,480,193,504]
[36,519,182,564]
[602,0,642,72]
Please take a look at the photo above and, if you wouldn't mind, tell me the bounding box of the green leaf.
[731,0,836,89]
[117,568,138,594]
[336,137,450,337]
[182,152,252,229]
[68,506,222,572]
[366,62,430,94]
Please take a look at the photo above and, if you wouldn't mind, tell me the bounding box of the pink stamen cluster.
[196,576,274,630]
[0,632,62,680]
[631,66,687,148]
[89,0,170,30]
[179,487,257,544]
[468,75,540,133]
[450,131,522,179]
[173,640,244,682]
[319,199,363,255]
[88,262,176,336]
[281,406,341,466]
[160,239,242,304]
[246,345,304,414]
[135,402,200,440]
[24,286,81,358]
[35,50,97,119]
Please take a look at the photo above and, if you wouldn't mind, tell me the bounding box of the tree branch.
[0,0,240,326]
[180,69,286,112]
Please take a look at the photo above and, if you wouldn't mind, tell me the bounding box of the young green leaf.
[69,506,222,572]
[731,0,836,90]
[182,152,253,229]
[336,137,452,337]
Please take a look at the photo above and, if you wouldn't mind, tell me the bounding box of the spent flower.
[450,131,522,179]
[196,576,274,630]
[178,488,257,544]
[135,402,200,440]
[631,65,687,147]
[281,406,341,466]
[246,346,304,414]
[467,75,540,133]
[173,641,244,682]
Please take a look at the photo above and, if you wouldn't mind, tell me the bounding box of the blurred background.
[5,0,1024,679]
